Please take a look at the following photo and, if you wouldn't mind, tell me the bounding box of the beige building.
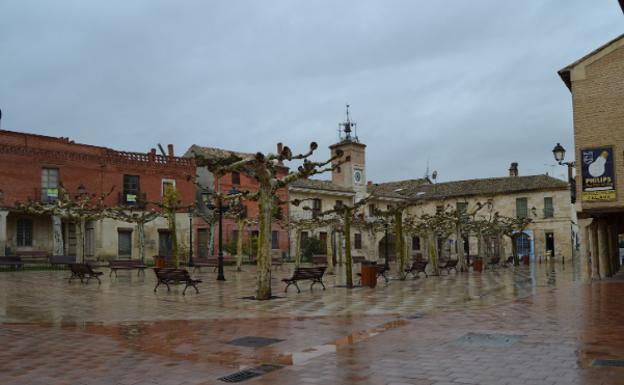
[559,33,624,278]
[288,113,577,265]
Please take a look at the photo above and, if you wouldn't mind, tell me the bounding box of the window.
[516,198,528,218]
[231,172,240,185]
[312,199,322,218]
[161,179,176,196]
[271,230,279,249]
[41,168,59,202]
[16,218,33,247]
[354,233,362,250]
[456,202,468,215]
[301,231,309,243]
[412,236,420,251]
[320,232,328,251]
[369,204,376,216]
[436,205,444,214]
[544,197,554,218]
[335,200,343,209]
[117,229,132,258]
[158,231,172,257]
[123,175,140,204]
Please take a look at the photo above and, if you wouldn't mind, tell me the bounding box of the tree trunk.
[337,232,343,265]
[326,228,334,274]
[169,212,179,268]
[208,223,215,256]
[512,233,519,266]
[498,231,506,264]
[394,212,407,279]
[294,228,302,268]
[76,219,85,263]
[137,222,145,263]
[457,228,467,272]
[428,231,440,276]
[236,219,244,271]
[256,188,273,300]
[52,215,64,256]
[344,213,353,288]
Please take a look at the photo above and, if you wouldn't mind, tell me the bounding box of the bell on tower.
[338,104,359,143]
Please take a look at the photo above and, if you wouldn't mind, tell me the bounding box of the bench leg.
[294,281,301,293]
[284,282,292,293]
[154,281,161,292]
[109,269,113,278]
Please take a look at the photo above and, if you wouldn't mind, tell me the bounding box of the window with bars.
[231,172,241,185]
[516,198,528,219]
[117,229,132,258]
[271,230,279,249]
[41,168,59,202]
[543,197,554,218]
[456,202,468,215]
[368,204,376,216]
[162,179,176,196]
[354,233,362,250]
[16,218,33,247]
[312,199,322,218]
[123,175,140,204]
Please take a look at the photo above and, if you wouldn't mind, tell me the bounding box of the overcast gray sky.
[1,1,622,183]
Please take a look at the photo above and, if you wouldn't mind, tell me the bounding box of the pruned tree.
[14,184,110,262]
[193,142,347,300]
[105,203,161,263]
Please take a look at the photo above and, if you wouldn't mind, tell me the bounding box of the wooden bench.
[282,266,326,293]
[487,256,501,269]
[68,263,103,284]
[438,259,458,274]
[49,255,76,267]
[352,255,366,264]
[357,263,390,284]
[109,260,148,277]
[405,260,428,278]
[16,251,49,264]
[192,258,218,272]
[272,256,284,270]
[153,268,202,295]
[0,256,23,269]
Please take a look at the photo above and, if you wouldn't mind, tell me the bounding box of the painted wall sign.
[581,146,616,201]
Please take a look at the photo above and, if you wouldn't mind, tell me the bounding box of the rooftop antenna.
[157,143,167,157]
[0,108,2,130]
[424,156,430,179]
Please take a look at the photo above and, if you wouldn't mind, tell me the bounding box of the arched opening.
[516,232,531,257]
[378,234,396,261]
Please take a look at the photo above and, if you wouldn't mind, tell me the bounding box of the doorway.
[545,232,555,257]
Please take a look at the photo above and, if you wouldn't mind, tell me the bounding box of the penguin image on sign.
[588,150,609,177]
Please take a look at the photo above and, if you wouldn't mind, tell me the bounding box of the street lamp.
[552,143,576,202]
[208,187,237,281]
[188,209,194,267]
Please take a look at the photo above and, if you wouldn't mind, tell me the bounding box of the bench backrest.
[0,256,22,263]
[410,260,428,270]
[154,268,191,281]
[446,259,458,267]
[291,266,326,280]
[50,255,76,264]
[69,263,94,274]
[110,260,145,268]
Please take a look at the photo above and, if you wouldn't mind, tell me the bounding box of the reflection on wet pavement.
[2,260,623,385]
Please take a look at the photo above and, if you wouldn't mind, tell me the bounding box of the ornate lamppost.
[552,143,576,202]
[208,187,237,281]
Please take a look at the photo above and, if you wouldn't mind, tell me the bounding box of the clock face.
[353,169,363,184]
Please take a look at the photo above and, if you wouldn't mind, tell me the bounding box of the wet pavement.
[1,259,623,385]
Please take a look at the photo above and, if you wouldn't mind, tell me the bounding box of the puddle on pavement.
[277,318,409,366]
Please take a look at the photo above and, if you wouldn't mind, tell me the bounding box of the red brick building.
[0,130,195,260]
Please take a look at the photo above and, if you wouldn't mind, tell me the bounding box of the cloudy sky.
[1,1,622,183]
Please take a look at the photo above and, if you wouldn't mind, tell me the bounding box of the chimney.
[149,148,156,162]
[167,144,174,158]
[509,162,518,177]
[367,181,373,186]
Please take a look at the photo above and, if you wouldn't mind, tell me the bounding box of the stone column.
[52,216,64,256]
[597,220,610,278]
[589,222,600,279]
[0,210,8,257]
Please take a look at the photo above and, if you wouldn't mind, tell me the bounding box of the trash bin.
[153,255,166,268]
[473,257,483,272]
[360,261,377,288]
[522,255,530,265]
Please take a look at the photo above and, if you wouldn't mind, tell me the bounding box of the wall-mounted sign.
[581,146,616,201]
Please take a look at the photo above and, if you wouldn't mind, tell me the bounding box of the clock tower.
[330,105,367,201]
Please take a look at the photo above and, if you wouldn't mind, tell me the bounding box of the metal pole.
[189,214,194,267]
[384,221,389,270]
[217,198,225,281]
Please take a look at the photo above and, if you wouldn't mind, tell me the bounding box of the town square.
[1,1,624,384]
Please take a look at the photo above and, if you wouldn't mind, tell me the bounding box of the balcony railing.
[543,208,554,218]
[118,191,147,208]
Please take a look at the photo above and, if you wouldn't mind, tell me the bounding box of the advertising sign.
[581,147,616,201]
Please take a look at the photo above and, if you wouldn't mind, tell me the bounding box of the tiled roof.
[290,179,354,193]
[367,178,431,199]
[408,175,569,201]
